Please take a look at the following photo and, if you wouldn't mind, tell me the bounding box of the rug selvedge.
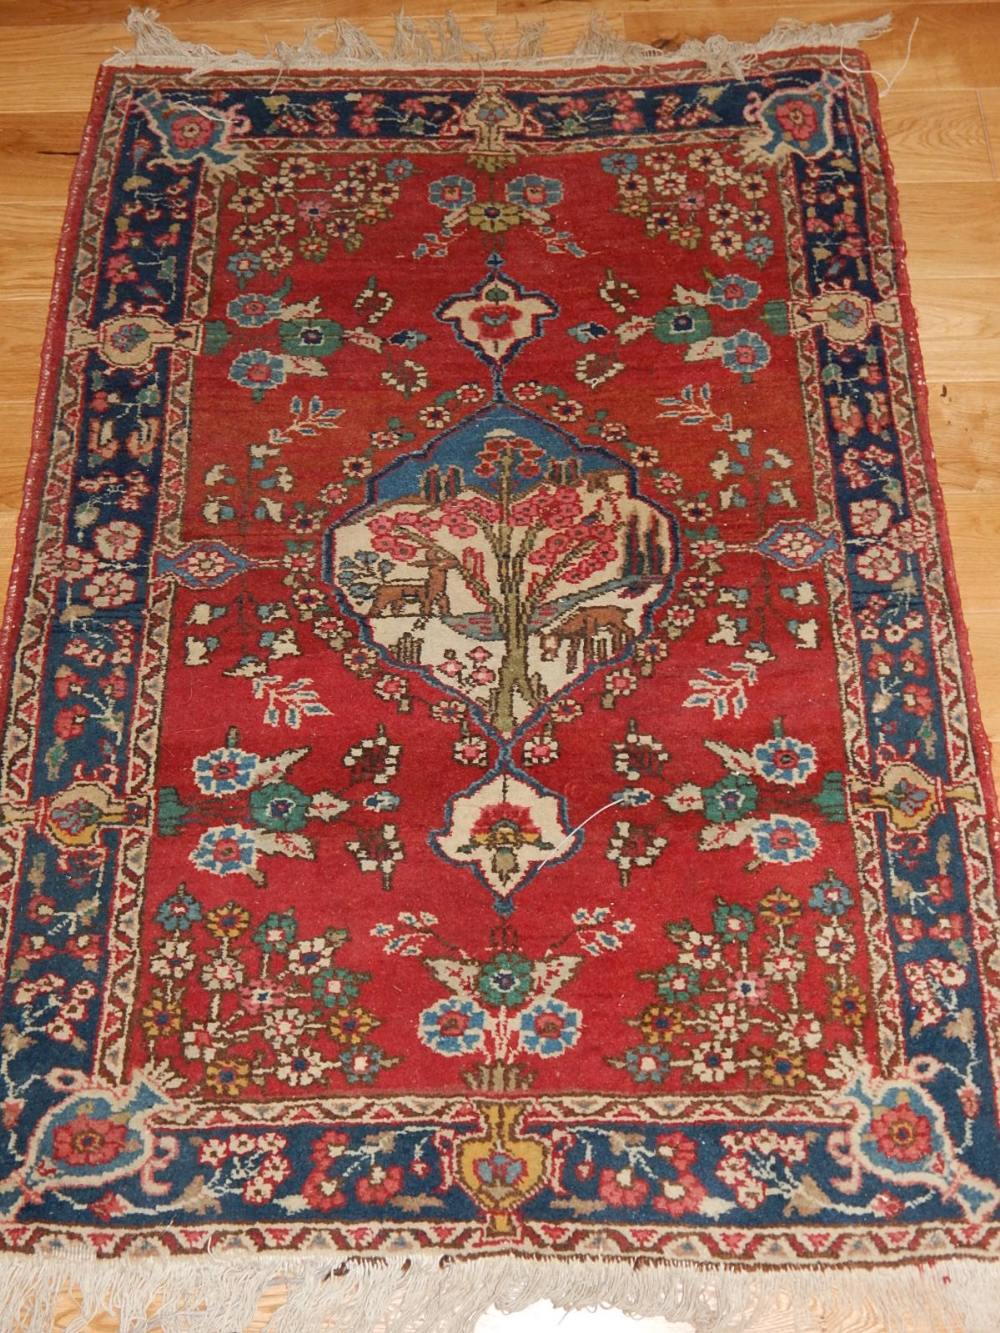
[0,37,998,1293]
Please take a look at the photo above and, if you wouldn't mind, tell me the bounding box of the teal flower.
[476,951,534,1008]
[809,873,854,916]
[155,888,202,932]
[249,781,311,832]
[227,250,261,286]
[312,967,366,1009]
[744,235,774,266]
[712,900,755,942]
[653,304,713,345]
[703,773,758,823]
[654,963,700,1003]
[624,1044,671,1084]
[338,1043,388,1085]
[474,1150,525,1187]
[253,911,297,954]
[507,175,563,209]
[227,291,282,327]
[229,349,285,396]
[601,151,638,176]
[428,175,475,209]
[708,274,760,310]
[721,329,771,379]
[278,318,343,357]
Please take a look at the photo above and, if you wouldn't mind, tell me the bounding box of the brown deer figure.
[368,550,459,618]
[540,605,633,672]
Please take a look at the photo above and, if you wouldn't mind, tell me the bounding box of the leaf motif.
[252,747,309,786]
[426,957,478,999]
[308,791,350,823]
[704,740,756,775]
[664,782,704,813]
[531,955,580,1000]
[699,819,754,851]
[254,831,315,860]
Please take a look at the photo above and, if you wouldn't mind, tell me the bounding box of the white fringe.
[1,1249,998,1333]
[107,8,893,79]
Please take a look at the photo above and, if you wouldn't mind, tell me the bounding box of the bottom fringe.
[108,7,893,78]
[2,1251,998,1333]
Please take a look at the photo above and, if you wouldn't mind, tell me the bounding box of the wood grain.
[0,5,997,1331]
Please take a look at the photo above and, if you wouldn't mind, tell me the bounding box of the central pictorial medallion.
[327,403,680,737]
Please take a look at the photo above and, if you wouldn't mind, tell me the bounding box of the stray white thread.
[841,15,919,96]
[539,797,627,868]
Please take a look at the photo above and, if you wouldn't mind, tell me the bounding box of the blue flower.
[506,175,563,209]
[419,999,486,1055]
[720,329,771,379]
[744,235,774,265]
[193,746,259,795]
[226,292,283,328]
[155,888,202,932]
[386,157,414,181]
[518,1000,581,1058]
[708,274,761,310]
[365,791,400,812]
[808,873,854,916]
[428,175,475,210]
[601,151,638,176]
[228,349,285,395]
[190,825,258,876]
[753,735,817,786]
[749,817,819,865]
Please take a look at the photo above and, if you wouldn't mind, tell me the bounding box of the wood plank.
[919,338,1000,381]
[878,89,992,180]
[978,87,1000,175]
[909,277,1000,338]
[895,182,1000,276]
[0,214,70,299]
[927,382,1000,491]
[621,4,1000,90]
[0,0,498,24]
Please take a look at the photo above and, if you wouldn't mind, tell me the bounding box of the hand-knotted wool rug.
[1,7,998,1330]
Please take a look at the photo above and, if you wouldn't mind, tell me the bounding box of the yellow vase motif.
[456,1101,549,1234]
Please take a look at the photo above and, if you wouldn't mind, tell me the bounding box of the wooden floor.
[0,3,996,1330]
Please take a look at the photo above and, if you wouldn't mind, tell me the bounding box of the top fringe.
[107,7,893,80]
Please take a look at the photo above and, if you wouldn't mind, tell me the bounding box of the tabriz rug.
[1,7,998,1330]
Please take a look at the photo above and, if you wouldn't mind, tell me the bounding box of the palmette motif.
[0,49,998,1274]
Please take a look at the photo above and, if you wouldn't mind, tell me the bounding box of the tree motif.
[333,422,676,734]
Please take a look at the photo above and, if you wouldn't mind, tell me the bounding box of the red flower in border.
[598,1167,649,1209]
[775,99,820,143]
[51,1115,128,1167]
[355,1164,404,1205]
[869,1099,933,1163]
[302,1130,350,1212]
[653,1172,706,1218]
